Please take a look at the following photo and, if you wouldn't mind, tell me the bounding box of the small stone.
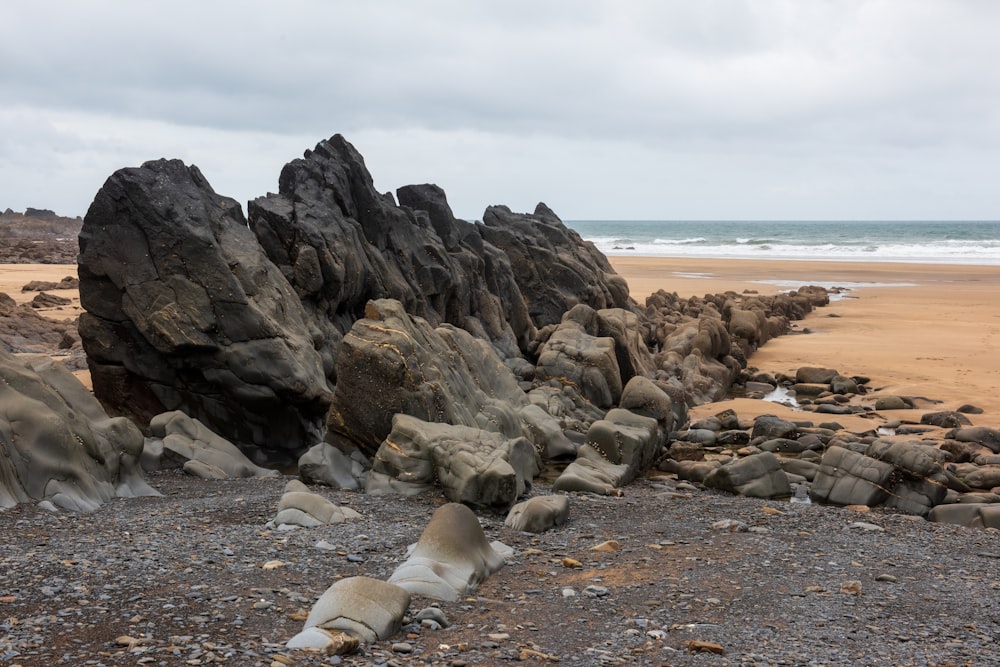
[687,640,725,654]
[583,585,609,598]
[845,522,884,532]
[876,574,898,583]
[487,632,510,641]
[262,560,285,570]
[710,519,748,532]
[840,580,863,596]
[391,642,413,653]
[591,540,621,552]
[561,588,577,598]
[561,557,583,569]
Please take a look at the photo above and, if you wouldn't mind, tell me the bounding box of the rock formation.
[78,159,333,466]
[0,348,158,511]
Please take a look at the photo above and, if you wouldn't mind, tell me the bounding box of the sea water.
[566,220,1000,265]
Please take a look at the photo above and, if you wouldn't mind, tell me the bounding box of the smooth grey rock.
[796,367,839,384]
[553,409,660,495]
[751,415,799,441]
[949,427,1000,454]
[366,414,540,509]
[0,349,159,511]
[388,503,507,601]
[298,442,369,490]
[148,411,279,479]
[504,495,570,533]
[273,480,361,527]
[703,451,791,499]
[288,576,410,645]
[928,503,1000,530]
[810,446,895,507]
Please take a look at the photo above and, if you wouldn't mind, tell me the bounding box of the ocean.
[566,220,1000,265]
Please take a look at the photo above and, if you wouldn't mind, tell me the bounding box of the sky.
[2,1,999,221]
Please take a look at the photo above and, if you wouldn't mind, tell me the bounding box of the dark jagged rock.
[249,136,532,360]
[479,203,636,327]
[78,159,333,466]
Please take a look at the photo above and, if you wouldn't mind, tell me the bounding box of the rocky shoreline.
[4,134,1000,665]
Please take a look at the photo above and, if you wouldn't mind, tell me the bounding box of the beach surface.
[611,256,1000,428]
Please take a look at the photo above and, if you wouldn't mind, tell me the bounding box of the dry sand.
[0,263,82,321]
[612,256,1000,428]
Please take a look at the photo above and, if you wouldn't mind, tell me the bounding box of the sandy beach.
[611,256,1000,428]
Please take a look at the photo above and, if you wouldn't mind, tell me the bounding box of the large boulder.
[78,158,333,467]
[328,299,549,456]
[366,414,540,509]
[0,349,159,511]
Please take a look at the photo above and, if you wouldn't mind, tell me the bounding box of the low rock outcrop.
[287,576,410,647]
[366,414,540,509]
[0,348,158,511]
[504,495,570,533]
[144,411,279,479]
[388,503,509,601]
[270,479,361,528]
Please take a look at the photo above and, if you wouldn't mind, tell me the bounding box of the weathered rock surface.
[249,138,535,360]
[271,479,361,528]
[703,451,792,499]
[504,495,570,533]
[479,203,635,328]
[553,409,661,495]
[78,158,333,467]
[388,503,508,601]
[297,442,369,490]
[144,411,279,479]
[287,576,410,646]
[327,299,548,457]
[0,348,158,511]
[366,414,540,509]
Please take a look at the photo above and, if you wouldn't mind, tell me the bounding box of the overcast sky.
[3,1,998,221]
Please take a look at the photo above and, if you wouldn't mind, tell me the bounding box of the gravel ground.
[2,469,999,667]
